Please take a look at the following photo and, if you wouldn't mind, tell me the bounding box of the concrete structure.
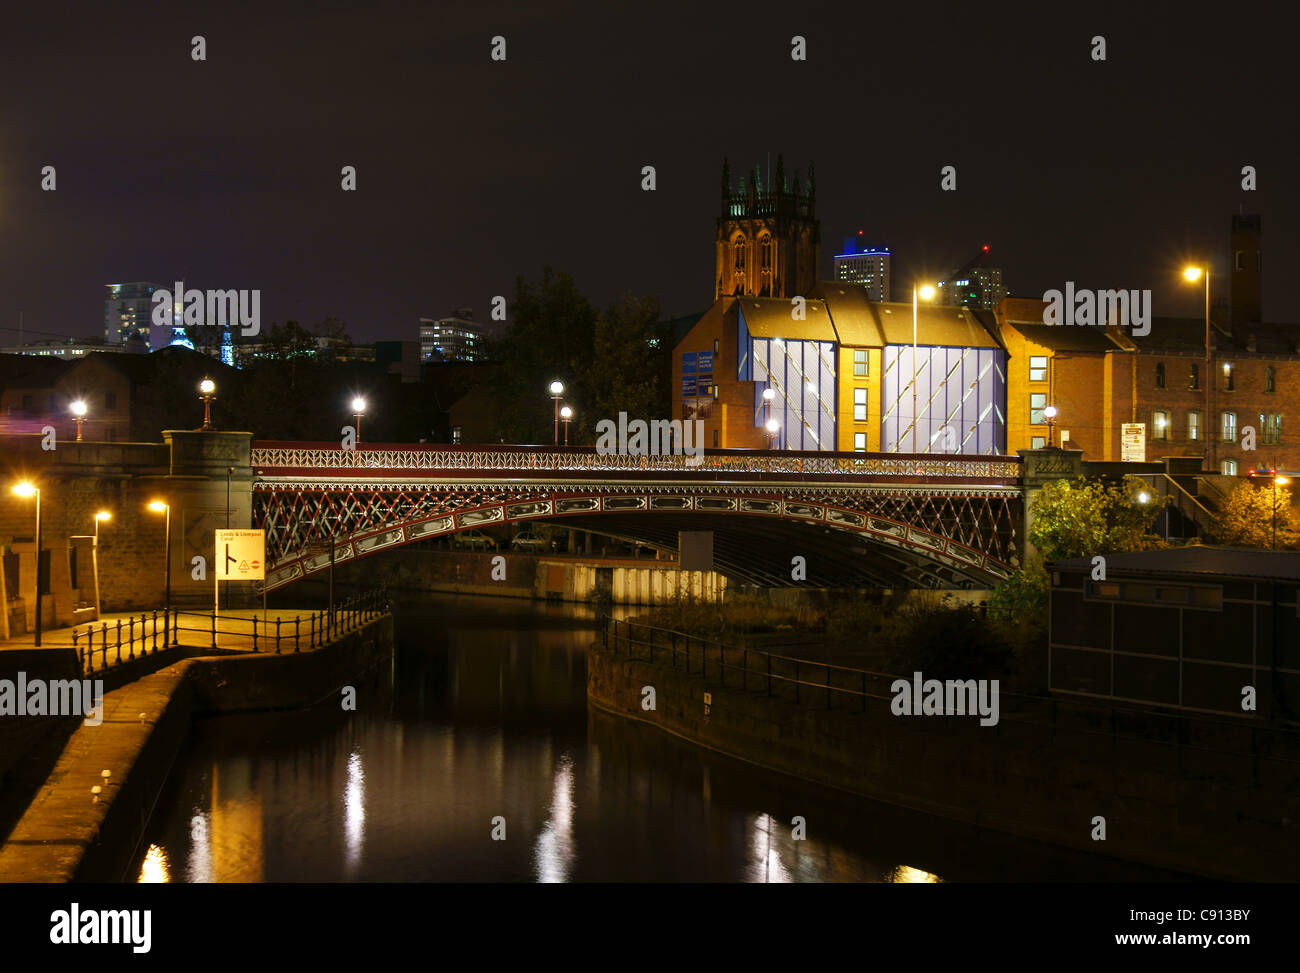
[0,431,254,617]
[104,282,165,347]
[1049,547,1300,720]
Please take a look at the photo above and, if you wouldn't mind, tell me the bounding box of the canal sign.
[216,529,266,580]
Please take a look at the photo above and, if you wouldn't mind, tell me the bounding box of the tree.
[1028,474,1166,561]
[588,292,667,438]
[1208,480,1296,548]
[988,475,1165,624]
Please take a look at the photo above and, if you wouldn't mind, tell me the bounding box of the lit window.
[1031,436,1046,449]
[451,426,462,444]
[1261,413,1282,445]
[1223,362,1234,391]
[853,349,868,376]
[1221,412,1236,441]
[1152,410,1170,440]
[1029,356,1047,382]
[853,387,867,421]
[1030,393,1047,424]
[1188,410,1201,441]
[1222,458,1237,476]
[853,432,867,452]
[1189,363,1200,389]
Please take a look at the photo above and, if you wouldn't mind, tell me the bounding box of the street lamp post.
[911,284,936,452]
[549,381,565,446]
[70,399,87,442]
[94,510,110,541]
[1043,405,1058,447]
[765,418,780,450]
[149,500,171,640]
[351,396,367,445]
[560,406,573,446]
[1183,266,1211,469]
[198,378,216,431]
[13,482,41,646]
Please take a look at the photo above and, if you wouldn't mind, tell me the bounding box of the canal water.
[133,593,1188,883]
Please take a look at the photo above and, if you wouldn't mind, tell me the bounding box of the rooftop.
[1052,545,1300,582]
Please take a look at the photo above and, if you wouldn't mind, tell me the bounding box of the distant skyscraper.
[833,235,892,301]
[419,308,482,362]
[937,246,1007,310]
[104,282,163,347]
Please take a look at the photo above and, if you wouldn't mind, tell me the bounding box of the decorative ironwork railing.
[251,444,1022,481]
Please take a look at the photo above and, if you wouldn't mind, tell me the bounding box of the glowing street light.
[70,399,87,441]
[1043,405,1058,447]
[94,510,111,540]
[762,386,775,427]
[765,417,780,450]
[12,481,42,646]
[560,405,573,446]
[910,284,937,452]
[198,378,216,430]
[549,380,565,445]
[1136,491,1151,504]
[1182,264,1211,466]
[351,396,367,444]
[149,500,172,631]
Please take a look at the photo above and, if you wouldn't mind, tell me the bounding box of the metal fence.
[601,615,1300,772]
[73,586,390,675]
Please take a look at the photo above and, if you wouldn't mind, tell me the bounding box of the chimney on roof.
[1230,213,1262,329]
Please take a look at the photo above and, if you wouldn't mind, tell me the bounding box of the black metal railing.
[73,585,390,674]
[600,615,1300,770]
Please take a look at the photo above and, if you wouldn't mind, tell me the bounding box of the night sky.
[2,0,1295,346]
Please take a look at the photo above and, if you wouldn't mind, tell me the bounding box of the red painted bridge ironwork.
[251,443,1024,591]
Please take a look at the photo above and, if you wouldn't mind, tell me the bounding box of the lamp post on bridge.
[70,399,87,442]
[549,380,565,446]
[198,378,216,431]
[560,405,573,446]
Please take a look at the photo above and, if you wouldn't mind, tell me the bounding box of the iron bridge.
[251,443,1024,591]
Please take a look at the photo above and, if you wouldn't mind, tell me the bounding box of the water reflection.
[136,593,1191,883]
[344,750,365,875]
[534,751,576,883]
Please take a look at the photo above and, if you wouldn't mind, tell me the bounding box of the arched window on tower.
[734,237,746,272]
[760,236,773,271]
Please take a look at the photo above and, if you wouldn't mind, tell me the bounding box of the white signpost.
[1121,423,1146,463]
[215,529,266,644]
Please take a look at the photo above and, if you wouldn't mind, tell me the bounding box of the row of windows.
[1152,361,1273,393]
[1031,356,1277,396]
[1147,409,1281,444]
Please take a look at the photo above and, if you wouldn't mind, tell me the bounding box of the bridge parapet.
[252,443,1022,482]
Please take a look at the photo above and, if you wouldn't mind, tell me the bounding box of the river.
[133,593,1188,882]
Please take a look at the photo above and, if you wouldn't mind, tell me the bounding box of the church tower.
[715,155,820,300]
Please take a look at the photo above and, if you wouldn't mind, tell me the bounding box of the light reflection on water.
[135,593,1188,883]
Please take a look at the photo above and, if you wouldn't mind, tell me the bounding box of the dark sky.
[2,0,1295,345]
